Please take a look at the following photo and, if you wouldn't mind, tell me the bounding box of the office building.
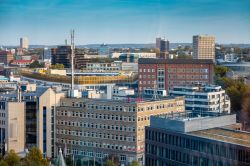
[51,46,89,69]
[0,51,14,65]
[138,58,214,93]
[156,38,170,58]
[20,37,29,49]
[0,86,65,158]
[145,112,250,166]
[169,85,231,113]
[0,101,25,156]
[56,96,185,165]
[193,35,215,61]
[98,43,110,57]
[51,46,72,68]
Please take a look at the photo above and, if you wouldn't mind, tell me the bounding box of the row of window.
[57,129,136,142]
[58,140,136,152]
[57,120,136,132]
[57,112,136,122]
[64,148,129,162]
[139,68,209,73]
[146,130,250,162]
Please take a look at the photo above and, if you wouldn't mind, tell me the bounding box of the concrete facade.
[56,97,185,165]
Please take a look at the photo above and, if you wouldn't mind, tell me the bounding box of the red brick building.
[138,58,214,93]
[0,51,14,65]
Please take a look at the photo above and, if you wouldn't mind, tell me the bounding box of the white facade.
[224,53,238,62]
[169,85,231,113]
[112,52,156,58]
[86,61,122,71]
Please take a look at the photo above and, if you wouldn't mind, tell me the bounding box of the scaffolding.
[20,69,137,84]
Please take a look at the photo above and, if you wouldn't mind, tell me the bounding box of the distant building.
[11,60,33,67]
[193,35,215,61]
[112,52,156,59]
[0,51,14,65]
[20,37,29,49]
[51,46,89,69]
[145,112,250,166]
[138,58,214,93]
[169,85,231,113]
[51,46,71,68]
[0,101,25,155]
[56,96,185,165]
[156,37,170,58]
[98,44,110,57]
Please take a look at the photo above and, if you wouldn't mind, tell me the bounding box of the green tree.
[130,160,139,166]
[105,160,115,166]
[0,160,8,166]
[29,60,44,68]
[24,147,49,166]
[4,149,20,166]
[214,65,230,77]
[50,63,64,69]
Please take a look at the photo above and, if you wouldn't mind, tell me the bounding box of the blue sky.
[0,0,249,45]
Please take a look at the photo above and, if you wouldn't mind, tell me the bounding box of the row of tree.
[215,65,250,130]
[0,148,49,166]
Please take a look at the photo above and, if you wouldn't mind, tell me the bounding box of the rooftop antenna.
[70,30,75,97]
[16,83,22,102]
[152,80,159,100]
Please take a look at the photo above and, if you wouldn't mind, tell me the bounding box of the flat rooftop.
[190,128,250,147]
[150,112,237,133]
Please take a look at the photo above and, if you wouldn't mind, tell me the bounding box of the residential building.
[0,86,65,158]
[156,37,170,58]
[145,112,250,166]
[0,51,14,65]
[169,85,231,113]
[0,101,25,155]
[193,35,215,61]
[11,60,33,67]
[56,96,185,165]
[20,37,29,49]
[138,58,214,93]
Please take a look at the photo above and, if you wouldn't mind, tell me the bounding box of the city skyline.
[0,0,250,45]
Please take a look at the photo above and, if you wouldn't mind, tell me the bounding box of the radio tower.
[70,30,75,97]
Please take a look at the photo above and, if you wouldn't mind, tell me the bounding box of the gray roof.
[138,58,214,64]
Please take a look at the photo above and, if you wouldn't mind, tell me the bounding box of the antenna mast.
[71,30,75,92]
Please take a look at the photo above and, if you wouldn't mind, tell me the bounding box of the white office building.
[169,85,231,113]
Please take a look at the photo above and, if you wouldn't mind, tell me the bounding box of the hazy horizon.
[1,0,250,45]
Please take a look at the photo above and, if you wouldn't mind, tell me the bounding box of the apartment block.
[56,96,185,165]
[0,101,25,156]
[193,35,215,61]
[169,85,231,113]
[145,112,250,166]
[138,58,214,93]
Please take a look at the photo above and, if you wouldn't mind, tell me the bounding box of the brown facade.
[0,51,14,65]
[138,58,214,93]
